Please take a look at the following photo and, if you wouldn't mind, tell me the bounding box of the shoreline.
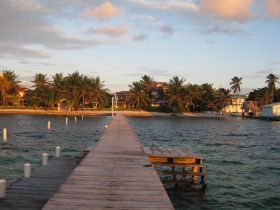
[0,109,228,119]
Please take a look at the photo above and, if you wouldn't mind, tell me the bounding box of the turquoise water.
[0,114,111,183]
[128,116,280,210]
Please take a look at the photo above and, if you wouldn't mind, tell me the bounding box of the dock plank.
[43,114,174,210]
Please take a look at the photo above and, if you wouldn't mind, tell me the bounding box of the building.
[261,102,280,120]
[224,95,247,113]
[241,101,260,117]
[115,91,133,109]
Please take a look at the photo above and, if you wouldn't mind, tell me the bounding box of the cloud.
[84,1,123,20]
[128,0,198,13]
[204,22,246,35]
[0,0,111,60]
[133,34,147,41]
[87,26,127,37]
[199,0,255,21]
[0,43,50,59]
[133,15,174,35]
[265,0,280,18]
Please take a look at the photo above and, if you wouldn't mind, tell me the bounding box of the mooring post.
[82,115,84,120]
[105,125,108,128]
[2,128,7,145]
[192,166,198,184]
[65,117,68,125]
[56,146,61,158]
[48,121,51,130]
[0,179,6,198]
[42,153,48,166]
[24,163,31,178]
[75,116,77,122]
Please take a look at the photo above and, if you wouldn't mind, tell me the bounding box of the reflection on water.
[129,116,280,210]
[0,114,110,183]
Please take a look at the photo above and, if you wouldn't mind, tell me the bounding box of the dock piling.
[2,128,7,145]
[24,163,31,178]
[42,153,48,166]
[0,179,6,198]
[48,121,51,130]
[55,146,61,158]
[65,117,68,125]
[75,116,77,122]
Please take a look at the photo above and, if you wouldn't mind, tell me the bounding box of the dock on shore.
[42,114,174,210]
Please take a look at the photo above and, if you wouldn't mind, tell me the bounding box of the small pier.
[143,147,206,188]
[43,114,174,210]
[0,157,78,209]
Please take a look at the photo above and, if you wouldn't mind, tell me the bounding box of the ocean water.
[0,114,111,183]
[128,116,280,210]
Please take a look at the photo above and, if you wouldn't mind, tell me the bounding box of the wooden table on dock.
[43,114,174,210]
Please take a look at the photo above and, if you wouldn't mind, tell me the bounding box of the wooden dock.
[43,114,174,210]
[0,157,78,210]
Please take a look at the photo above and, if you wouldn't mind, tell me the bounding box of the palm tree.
[31,73,49,106]
[63,72,82,110]
[140,75,154,105]
[215,88,232,113]
[266,73,279,103]
[167,76,185,112]
[129,82,149,110]
[230,76,243,113]
[0,70,20,106]
[88,77,108,109]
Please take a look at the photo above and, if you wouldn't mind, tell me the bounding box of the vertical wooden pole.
[75,116,77,122]
[192,166,198,184]
[172,165,176,181]
[48,121,51,130]
[65,117,68,125]
[24,163,31,178]
[56,146,61,158]
[0,179,6,198]
[3,128,7,145]
[42,153,48,166]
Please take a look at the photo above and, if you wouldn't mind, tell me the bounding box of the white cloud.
[84,1,123,20]
[199,0,255,21]
[87,26,128,37]
[265,0,280,18]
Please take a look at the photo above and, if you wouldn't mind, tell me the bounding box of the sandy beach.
[0,108,227,119]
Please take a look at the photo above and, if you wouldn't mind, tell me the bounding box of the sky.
[0,0,280,93]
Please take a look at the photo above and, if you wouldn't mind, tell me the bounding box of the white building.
[261,102,280,120]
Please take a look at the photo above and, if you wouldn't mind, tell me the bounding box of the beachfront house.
[224,95,247,113]
[260,102,280,120]
[241,101,260,117]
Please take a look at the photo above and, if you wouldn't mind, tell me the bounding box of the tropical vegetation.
[0,70,279,113]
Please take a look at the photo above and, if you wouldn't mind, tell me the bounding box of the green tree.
[266,73,279,103]
[0,70,20,106]
[215,88,232,113]
[129,82,149,109]
[167,76,185,112]
[230,76,243,112]
[140,75,154,106]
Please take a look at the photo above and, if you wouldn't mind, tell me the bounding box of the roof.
[263,102,280,108]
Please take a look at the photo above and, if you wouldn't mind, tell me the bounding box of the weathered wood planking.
[43,114,174,210]
[143,147,203,165]
[0,157,78,210]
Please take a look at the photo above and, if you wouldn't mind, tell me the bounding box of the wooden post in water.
[75,116,77,122]
[192,166,198,184]
[24,163,31,178]
[65,117,68,125]
[2,128,7,145]
[111,97,114,118]
[0,179,6,198]
[82,115,84,120]
[42,153,48,166]
[56,146,61,158]
[48,121,51,130]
